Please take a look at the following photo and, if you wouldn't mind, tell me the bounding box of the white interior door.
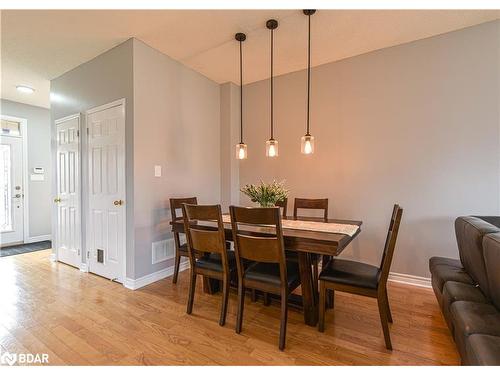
[55,115,81,268]
[87,100,126,282]
[0,133,24,245]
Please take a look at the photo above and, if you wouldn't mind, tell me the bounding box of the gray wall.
[50,39,134,275]
[1,99,52,238]
[239,20,500,278]
[132,39,221,279]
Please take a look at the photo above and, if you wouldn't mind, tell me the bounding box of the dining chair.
[293,197,329,221]
[229,206,301,351]
[170,197,197,284]
[182,203,236,326]
[276,198,288,218]
[318,204,403,350]
[292,198,329,285]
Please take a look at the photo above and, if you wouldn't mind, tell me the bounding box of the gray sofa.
[429,216,500,365]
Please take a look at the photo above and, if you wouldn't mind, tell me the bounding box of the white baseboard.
[389,272,431,288]
[25,234,52,244]
[79,263,88,272]
[124,261,190,290]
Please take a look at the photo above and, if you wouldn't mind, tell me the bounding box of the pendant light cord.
[239,39,243,144]
[306,13,311,136]
[270,27,274,140]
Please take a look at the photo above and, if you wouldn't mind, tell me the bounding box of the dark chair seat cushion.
[465,334,500,365]
[429,256,462,273]
[195,251,236,273]
[450,301,500,358]
[244,261,300,290]
[442,281,488,333]
[319,259,380,290]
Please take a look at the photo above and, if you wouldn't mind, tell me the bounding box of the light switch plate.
[154,165,162,177]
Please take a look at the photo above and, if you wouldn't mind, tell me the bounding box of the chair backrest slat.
[231,206,279,225]
[236,234,282,263]
[379,204,403,284]
[293,198,329,221]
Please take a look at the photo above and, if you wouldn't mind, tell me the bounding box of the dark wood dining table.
[171,215,362,327]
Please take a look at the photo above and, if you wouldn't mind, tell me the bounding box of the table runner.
[221,215,359,237]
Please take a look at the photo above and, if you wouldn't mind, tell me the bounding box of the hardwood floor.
[0,250,460,365]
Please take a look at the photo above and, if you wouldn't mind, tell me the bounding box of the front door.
[86,100,126,282]
[0,122,24,246]
[55,114,81,268]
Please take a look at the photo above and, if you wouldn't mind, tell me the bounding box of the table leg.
[298,252,318,326]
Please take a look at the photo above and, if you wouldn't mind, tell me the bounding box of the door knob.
[54,197,61,203]
[113,199,124,206]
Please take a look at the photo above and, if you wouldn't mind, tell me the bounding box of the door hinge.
[77,129,80,137]
[86,127,89,135]
[77,249,81,256]
[87,250,90,259]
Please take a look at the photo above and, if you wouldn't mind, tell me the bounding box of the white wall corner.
[124,260,189,290]
[388,272,432,288]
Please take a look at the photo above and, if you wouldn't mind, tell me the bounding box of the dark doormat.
[0,241,52,257]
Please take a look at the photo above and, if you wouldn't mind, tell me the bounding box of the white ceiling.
[1,9,499,108]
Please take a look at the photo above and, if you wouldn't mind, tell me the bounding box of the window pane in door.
[0,144,13,232]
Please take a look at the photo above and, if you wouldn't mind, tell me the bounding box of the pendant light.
[266,19,279,157]
[235,32,248,160]
[301,10,316,155]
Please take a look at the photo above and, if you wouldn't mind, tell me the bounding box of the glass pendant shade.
[301,134,315,154]
[235,143,248,159]
[266,139,279,157]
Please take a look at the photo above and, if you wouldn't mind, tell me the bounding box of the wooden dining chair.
[275,198,288,218]
[182,203,236,326]
[318,204,403,350]
[170,197,197,284]
[229,206,301,351]
[293,197,329,221]
[293,198,329,284]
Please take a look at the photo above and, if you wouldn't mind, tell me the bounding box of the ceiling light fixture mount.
[266,19,279,158]
[235,32,248,160]
[301,9,316,155]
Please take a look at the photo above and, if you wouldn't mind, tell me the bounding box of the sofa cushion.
[442,281,488,333]
[455,217,499,298]
[483,233,500,310]
[429,256,462,274]
[450,301,500,358]
[430,262,474,294]
[475,216,500,229]
[465,334,500,366]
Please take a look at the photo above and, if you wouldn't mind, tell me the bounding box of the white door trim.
[1,114,29,244]
[85,98,126,283]
[54,113,82,267]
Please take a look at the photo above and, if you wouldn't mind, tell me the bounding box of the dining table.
[170,214,362,327]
